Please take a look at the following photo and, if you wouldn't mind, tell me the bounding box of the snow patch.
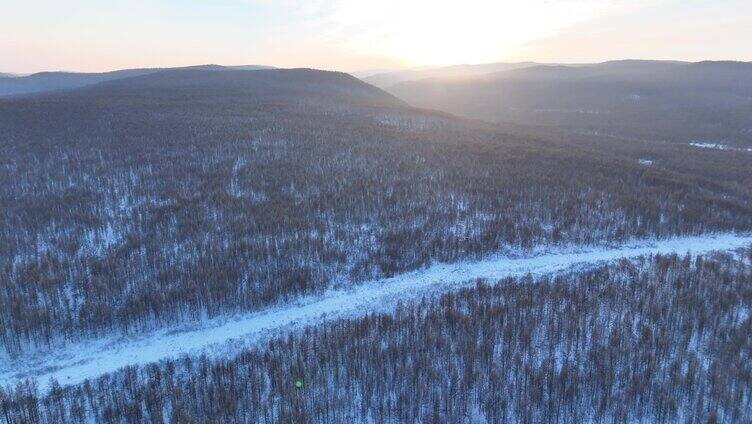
[80,223,122,257]
[533,108,604,115]
[227,158,269,202]
[689,142,752,153]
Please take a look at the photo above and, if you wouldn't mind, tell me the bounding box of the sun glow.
[323,0,613,66]
[3,0,749,73]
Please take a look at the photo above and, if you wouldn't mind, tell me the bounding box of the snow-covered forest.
[1,67,751,424]
[2,249,751,423]
[1,69,751,356]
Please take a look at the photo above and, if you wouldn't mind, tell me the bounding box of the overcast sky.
[2,0,750,73]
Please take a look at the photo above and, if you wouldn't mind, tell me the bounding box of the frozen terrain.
[2,233,751,390]
[689,142,752,152]
[638,158,654,166]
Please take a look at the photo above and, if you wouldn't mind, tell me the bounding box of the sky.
[1,0,751,74]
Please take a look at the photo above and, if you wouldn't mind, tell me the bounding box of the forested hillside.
[0,65,273,97]
[362,61,540,88]
[387,60,752,147]
[3,249,751,423]
[1,68,751,355]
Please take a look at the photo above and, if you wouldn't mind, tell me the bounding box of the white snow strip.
[690,142,728,150]
[689,142,752,153]
[2,233,750,390]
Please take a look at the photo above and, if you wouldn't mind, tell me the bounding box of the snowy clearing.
[689,142,752,152]
[2,233,751,390]
[638,158,654,166]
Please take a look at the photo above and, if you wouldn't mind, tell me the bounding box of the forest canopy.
[1,68,751,354]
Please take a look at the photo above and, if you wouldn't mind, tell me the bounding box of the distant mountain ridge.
[361,59,752,88]
[362,62,543,88]
[385,60,752,146]
[54,67,407,110]
[0,64,275,97]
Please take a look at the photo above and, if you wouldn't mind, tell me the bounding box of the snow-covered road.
[2,233,751,390]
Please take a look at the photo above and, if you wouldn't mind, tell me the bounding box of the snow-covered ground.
[638,158,654,166]
[2,233,751,390]
[689,142,752,152]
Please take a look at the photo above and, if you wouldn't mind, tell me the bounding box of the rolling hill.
[0,64,274,97]
[362,61,543,88]
[387,60,752,147]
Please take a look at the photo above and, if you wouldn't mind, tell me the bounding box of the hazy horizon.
[2,0,751,75]
[5,57,751,78]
